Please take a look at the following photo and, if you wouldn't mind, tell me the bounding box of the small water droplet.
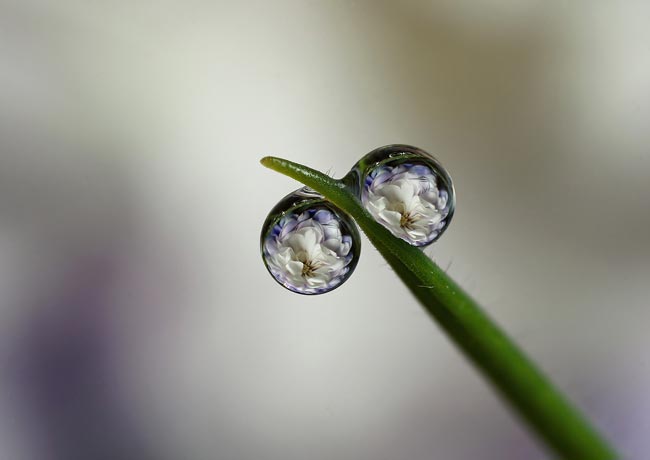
[348,144,455,247]
[261,187,361,295]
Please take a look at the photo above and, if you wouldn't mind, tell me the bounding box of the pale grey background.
[1,1,649,459]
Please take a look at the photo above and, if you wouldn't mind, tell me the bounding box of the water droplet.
[260,187,361,295]
[346,145,455,247]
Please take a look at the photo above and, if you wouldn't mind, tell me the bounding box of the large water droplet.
[260,187,361,295]
[346,144,455,247]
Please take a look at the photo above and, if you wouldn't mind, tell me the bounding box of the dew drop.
[260,187,361,295]
[346,145,455,247]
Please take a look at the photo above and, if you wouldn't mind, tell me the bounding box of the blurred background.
[1,1,649,459]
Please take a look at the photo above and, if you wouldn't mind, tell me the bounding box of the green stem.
[261,156,617,459]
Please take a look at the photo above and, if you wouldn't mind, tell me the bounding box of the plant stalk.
[261,155,617,459]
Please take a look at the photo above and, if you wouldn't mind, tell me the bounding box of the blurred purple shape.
[7,253,161,460]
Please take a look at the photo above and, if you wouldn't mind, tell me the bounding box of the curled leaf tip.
[260,156,292,174]
[260,156,276,167]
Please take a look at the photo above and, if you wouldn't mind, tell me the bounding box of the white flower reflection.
[263,208,354,294]
[362,163,449,246]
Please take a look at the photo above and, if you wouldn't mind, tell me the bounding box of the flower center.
[301,259,321,278]
[400,211,418,230]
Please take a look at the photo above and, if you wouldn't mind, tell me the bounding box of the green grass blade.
[261,155,618,459]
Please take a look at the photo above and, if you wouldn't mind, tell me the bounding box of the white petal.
[367,195,388,214]
[380,182,415,205]
[379,209,402,228]
[303,228,320,251]
[323,238,343,253]
[285,260,304,277]
[305,272,329,287]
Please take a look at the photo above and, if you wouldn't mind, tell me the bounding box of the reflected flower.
[362,163,449,246]
[263,208,355,294]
